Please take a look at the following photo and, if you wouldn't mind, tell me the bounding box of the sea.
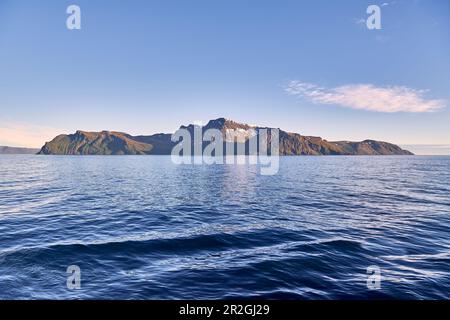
[0,155,449,299]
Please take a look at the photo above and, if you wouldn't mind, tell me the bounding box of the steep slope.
[279,131,342,155]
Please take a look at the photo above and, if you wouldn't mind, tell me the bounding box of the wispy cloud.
[285,81,446,113]
[0,122,63,148]
[354,18,366,26]
[383,1,398,6]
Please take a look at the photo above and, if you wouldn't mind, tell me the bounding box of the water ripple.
[0,155,449,299]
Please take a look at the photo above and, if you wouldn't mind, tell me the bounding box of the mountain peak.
[179,118,253,131]
[204,118,253,131]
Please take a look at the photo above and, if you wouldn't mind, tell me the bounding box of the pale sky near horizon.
[0,0,449,154]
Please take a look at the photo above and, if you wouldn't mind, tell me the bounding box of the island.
[38,118,413,156]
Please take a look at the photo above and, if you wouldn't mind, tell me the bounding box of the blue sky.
[0,0,449,153]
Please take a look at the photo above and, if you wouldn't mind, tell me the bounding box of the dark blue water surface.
[0,155,449,299]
